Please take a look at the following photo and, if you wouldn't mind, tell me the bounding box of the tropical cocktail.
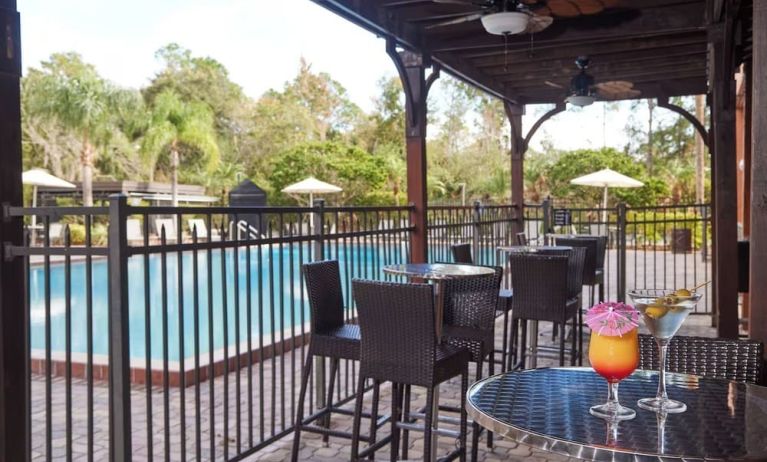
[587,302,639,421]
[629,288,703,413]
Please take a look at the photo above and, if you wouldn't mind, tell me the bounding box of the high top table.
[383,263,495,461]
[467,367,767,461]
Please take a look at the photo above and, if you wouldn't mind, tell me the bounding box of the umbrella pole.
[309,192,314,234]
[31,185,37,229]
[602,186,609,224]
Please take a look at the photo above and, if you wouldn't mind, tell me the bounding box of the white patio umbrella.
[570,168,644,222]
[22,169,76,229]
[281,177,342,230]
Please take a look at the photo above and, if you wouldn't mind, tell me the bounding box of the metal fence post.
[617,203,628,302]
[472,200,482,263]
[311,199,327,419]
[107,194,132,462]
[542,197,551,245]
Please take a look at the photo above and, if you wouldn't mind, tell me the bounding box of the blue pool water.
[29,244,407,362]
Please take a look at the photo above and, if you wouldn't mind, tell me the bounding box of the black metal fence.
[4,197,711,461]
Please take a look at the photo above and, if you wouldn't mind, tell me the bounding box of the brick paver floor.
[32,315,716,461]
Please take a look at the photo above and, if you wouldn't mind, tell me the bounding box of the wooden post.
[0,2,27,461]
[387,41,439,263]
[505,102,525,238]
[709,22,739,338]
[749,0,767,358]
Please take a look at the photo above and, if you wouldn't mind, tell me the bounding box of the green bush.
[626,210,710,249]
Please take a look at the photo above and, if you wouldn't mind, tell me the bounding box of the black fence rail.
[6,198,412,462]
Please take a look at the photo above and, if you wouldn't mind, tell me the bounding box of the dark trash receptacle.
[671,228,692,253]
[229,179,267,236]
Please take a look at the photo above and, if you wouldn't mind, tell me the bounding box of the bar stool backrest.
[516,232,528,246]
[639,334,764,385]
[509,254,569,322]
[352,279,436,385]
[303,260,345,334]
[594,236,607,271]
[536,247,585,300]
[451,243,474,264]
[555,237,597,285]
[443,267,502,331]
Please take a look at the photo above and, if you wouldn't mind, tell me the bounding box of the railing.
[4,197,712,461]
[6,197,412,462]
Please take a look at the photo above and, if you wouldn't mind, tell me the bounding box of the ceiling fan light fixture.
[566,94,596,107]
[481,11,529,35]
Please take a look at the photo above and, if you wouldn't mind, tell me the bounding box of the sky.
[19,0,651,152]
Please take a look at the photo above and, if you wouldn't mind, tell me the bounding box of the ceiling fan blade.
[544,0,624,17]
[526,14,553,33]
[544,80,566,89]
[596,80,640,100]
[598,88,641,100]
[425,12,485,29]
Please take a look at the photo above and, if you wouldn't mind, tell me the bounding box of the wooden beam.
[0,1,28,461]
[501,64,707,86]
[510,77,707,104]
[524,103,566,151]
[657,96,710,150]
[505,102,525,237]
[709,20,740,338]
[388,42,437,263]
[749,0,767,359]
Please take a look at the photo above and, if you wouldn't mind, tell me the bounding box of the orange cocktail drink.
[589,328,639,383]
[585,301,640,421]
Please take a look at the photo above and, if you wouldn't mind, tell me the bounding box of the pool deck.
[31,315,716,461]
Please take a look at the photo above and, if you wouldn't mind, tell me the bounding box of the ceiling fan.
[427,0,621,35]
[546,56,641,107]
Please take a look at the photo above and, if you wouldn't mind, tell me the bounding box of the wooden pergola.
[308,1,764,338]
[0,0,764,459]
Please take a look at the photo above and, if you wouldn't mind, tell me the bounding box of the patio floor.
[31,314,715,461]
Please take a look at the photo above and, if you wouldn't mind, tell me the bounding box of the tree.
[141,89,220,205]
[25,53,117,205]
[270,142,388,205]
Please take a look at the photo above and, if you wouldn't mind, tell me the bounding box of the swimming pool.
[29,243,407,362]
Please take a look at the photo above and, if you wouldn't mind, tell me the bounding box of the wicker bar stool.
[450,243,514,373]
[508,253,581,368]
[638,334,764,384]
[441,266,502,462]
[555,237,602,305]
[291,260,383,462]
[351,279,471,462]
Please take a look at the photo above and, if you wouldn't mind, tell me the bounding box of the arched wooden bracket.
[657,96,710,150]
[386,39,439,134]
[523,102,566,152]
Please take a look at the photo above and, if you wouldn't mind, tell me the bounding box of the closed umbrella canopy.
[570,168,643,222]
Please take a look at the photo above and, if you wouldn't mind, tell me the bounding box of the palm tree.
[141,90,220,206]
[27,53,114,206]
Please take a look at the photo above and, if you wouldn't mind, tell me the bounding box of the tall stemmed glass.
[628,289,702,413]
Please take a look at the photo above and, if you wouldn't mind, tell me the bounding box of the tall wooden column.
[505,102,525,238]
[749,0,767,357]
[709,22,740,338]
[0,1,28,460]
[388,41,438,263]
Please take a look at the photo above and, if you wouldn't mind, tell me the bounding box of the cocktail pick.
[585,301,639,337]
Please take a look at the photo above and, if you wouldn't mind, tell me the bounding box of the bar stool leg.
[570,316,577,366]
[401,385,411,460]
[322,358,339,445]
[500,310,509,373]
[578,307,584,366]
[389,383,402,462]
[486,357,494,449]
[424,387,435,462]
[291,355,313,462]
[508,318,518,371]
[368,380,380,460]
[460,370,468,462]
[559,322,566,366]
[471,358,483,458]
[350,373,367,462]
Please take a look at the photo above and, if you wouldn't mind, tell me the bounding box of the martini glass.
[628,289,702,413]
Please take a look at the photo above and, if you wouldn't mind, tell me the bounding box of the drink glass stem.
[655,338,669,400]
[607,381,621,407]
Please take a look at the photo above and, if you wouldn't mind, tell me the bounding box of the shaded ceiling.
[312,0,711,105]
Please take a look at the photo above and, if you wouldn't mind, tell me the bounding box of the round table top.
[496,245,573,253]
[467,367,767,461]
[382,263,495,280]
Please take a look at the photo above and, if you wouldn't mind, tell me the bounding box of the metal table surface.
[467,367,767,461]
[383,263,495,461]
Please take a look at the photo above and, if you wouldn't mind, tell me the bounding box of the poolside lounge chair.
[126,219,144,245]
[188,218,221,241]
[154,218,178,243]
